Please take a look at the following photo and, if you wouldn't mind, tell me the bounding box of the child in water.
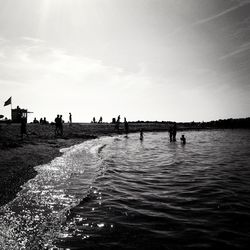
[180,134,186,144]
[140,129,144,140]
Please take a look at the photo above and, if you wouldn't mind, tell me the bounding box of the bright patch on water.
[0,138,110,249]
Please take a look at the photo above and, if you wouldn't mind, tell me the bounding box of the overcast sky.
[0,0,250,122]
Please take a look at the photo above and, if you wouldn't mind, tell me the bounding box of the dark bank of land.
[130,117,250,130]
[0,117,250,207]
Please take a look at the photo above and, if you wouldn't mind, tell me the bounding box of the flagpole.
[10,96,12,120]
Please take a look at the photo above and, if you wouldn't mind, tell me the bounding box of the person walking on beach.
[115,115,120,132]
[98,116,103,123]
[124,118,129,135]
[69,113,72,126]
[59,115,63,136]
[55,115,60,136]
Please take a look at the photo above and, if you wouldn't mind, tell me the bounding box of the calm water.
[0,130,250,249]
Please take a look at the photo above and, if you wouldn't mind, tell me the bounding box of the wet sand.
[0,122,171,206]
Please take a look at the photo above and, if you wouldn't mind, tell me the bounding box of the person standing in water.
[169,125,173,142]
[140,129,144,140]
[180,134,186,145]
[172,122,177,142]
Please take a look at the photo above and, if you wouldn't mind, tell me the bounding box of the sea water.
[0,130,250,249]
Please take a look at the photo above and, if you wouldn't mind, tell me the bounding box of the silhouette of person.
[92,117,96,123]
[59,115,63,136]
[169,125,173,142]
[33,118,39,124]
[21,116,28,139]
[124,118,129,135]
[140,129,144,140]
[55,115,60,136]
[173,122,177,142]
[69,113,72,126]
[180,135,186,145]
[98,116,103,123]
[16,106,22,122]
[115,115,120,132]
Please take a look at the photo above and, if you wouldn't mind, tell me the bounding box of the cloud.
[0,37,151,88]
[219,42,250,60]
[0,37,157,121]
[193,1,250,26]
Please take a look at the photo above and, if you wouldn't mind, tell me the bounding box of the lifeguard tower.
[11,106,29,123]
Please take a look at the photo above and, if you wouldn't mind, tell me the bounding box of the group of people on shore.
[114,116,129,136]
[20,112,186,144]
[91,116,103,123]
[32,113,72,126]
[54,113,72,135]
[54,115,64,136]
[20,113,72,139]
[33,117,48,124]
[113,115,135,138]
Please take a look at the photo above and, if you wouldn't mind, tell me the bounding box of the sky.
[0,0,250,122]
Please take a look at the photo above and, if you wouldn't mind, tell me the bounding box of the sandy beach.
[0,122,171,207]
[0,123,97,206]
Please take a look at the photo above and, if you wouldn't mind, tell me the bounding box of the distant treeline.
[130,118,250,129]
[194,117,250,129]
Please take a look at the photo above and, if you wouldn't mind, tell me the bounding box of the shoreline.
[0,137,94,207]
[0,123,103,207]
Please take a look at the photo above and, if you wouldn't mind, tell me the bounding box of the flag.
[4,97,11,106]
